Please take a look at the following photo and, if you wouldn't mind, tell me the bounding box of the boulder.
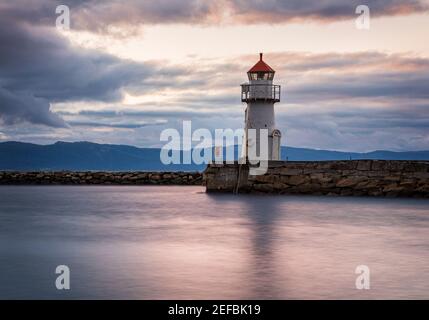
[336,177,367,188]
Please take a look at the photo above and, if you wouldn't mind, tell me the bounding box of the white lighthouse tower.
[241,53,281,161]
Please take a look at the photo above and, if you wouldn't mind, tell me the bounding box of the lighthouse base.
[203,160,429,197]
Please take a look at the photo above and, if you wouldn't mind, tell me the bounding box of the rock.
[253,184,274,192]
[135,173,148,179]
[371,161,385,171]
[383,183,404,193]
[384,176,401,182]
[283,175,309,186]
[326,192,339,196]
[331,161,357,170]
[403,162,427,172]
[340,189,354,196]
[310,173,333,183]
[416,185,429,193]
[366,171,390,177]
[336,177,367,188]
[356,161,372,171]
[296,183,321,193]
[409,172,429,179]
[368,190,383,197]
[272,182,289,190]
[358,179,381,188]
[386,162,405,171]
[398,181,416,192]
[279,168,303,176]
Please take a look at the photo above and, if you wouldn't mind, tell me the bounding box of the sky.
[0,0,429,152]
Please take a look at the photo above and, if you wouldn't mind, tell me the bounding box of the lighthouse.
[241,53,281,161]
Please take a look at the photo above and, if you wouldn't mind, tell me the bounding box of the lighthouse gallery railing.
[241,84,280,102]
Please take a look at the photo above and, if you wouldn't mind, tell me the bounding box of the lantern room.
[247,53,275,81]
[241,53,280,103]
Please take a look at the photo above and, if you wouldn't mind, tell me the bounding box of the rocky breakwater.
[204,160,429,198]
[0,171,203,185]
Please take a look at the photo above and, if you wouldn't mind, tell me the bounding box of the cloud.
[285,71,429,103]
[2,0,427,34]
[246,52,429,103]
[229,0,429,23]
[0,20,155,98]
[0,0,218,33]
[67,119,168,129]
[0,88,66,127]
[0,10,173,127]
[72,0,429,28]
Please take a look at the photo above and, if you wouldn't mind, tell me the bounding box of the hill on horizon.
[1,141,428,171]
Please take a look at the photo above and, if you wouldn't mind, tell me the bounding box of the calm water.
[0,185,428,299]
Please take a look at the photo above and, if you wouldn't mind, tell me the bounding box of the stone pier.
[203,160,429,198]
[0,171,203,185]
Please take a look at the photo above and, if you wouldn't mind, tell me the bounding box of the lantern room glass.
[248,72,274,81]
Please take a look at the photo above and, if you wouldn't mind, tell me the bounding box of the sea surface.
[0,185,428,299]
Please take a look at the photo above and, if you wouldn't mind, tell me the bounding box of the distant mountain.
[0,141,428,171]
[281,147,429,161]
[0,141,199,171]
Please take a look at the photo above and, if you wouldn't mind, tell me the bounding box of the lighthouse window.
[258,72,267,80]
[249,72,274,80]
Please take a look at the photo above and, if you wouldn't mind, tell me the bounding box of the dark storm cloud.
[0,0,215,32]
[72,0,429,27]
[0,9,183,127]
[0,16,155,99]
[70,0,215,31]
[230,0,428,22]
[1,0,427,33]
[0,88,66,127]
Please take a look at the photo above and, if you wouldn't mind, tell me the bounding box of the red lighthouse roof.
[248,53,275,73]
